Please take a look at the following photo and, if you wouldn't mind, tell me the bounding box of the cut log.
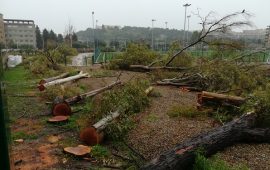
[65,80,121,105]
[198,91,245,107]
[64,145,91,156]
[80,111,120,146]
[142,112,270,170]
[39,72,70,85]
[37,71,89,91]
[129,65,188,72]
[47,116,69,123]
[52,96,72,116]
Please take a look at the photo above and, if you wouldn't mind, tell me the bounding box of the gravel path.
[218,143,270,170]
[127,86,214,160]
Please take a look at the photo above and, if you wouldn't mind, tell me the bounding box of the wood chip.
[64,145,91,156]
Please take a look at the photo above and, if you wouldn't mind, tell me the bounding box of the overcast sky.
[1,0,269,34]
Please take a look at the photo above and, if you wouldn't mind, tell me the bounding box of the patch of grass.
[59,137,79,148]
[167,105,205,118]
[148,90,162,97]
[146,113,158,122]
[193,153,249,170]
[11,131,38,141]
[91,145,109,158]
[91,70,116,78]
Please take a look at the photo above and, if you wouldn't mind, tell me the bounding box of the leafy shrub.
[95,80,150,140]
[245,84,270,127]
[40,84,82,101]
[200,60,266,93]
[108,43,160,69]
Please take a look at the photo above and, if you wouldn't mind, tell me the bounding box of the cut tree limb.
[128,65,188,72]
[37,71,89,91]
[142,112,270,170]
[198,91,245,107]
[65,80,121,105]
[39,72,70,85]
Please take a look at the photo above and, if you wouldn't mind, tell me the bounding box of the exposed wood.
[198,91,245,107]
[37,71,89,91]
[64,145,91,156]
[52,96,72,116]
[145,86,154,95]
[65,80,121,105]
[93,111,121,131]
[47,116,69,123]
[129,65,188,72]
[143,112,270,170]
[39,72,70,85]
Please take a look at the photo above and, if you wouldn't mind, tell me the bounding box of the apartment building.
[4,19,36,48]
[0,14,5,44]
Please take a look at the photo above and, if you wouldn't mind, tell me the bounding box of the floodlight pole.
[187,15,191,43]
[92,11,95,62]
[165,21,168,51]
[151,19,156,50]
[183,3,191,46]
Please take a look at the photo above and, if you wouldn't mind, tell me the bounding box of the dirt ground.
[6,66,270,170]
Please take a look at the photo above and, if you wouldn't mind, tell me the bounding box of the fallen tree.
[38,71,89,91]
[129,65,188,72]
[142,112,270,170]
[51,80,122,116]
[80,86,154,146]
[39,72,70,85]
[65,80,121,105]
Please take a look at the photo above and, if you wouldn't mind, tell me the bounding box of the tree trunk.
[80,86,154,146]
[198,91,245,107]
[39,72,70,85]
[128,65,188,72]
[142,112,270,170]
[38,71,89,91]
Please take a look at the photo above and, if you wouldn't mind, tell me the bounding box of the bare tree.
[64,19,76,48]
[165,10,252,66]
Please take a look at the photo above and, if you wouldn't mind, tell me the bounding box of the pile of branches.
[156,73,208,91]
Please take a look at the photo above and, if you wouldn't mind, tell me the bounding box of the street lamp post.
[165,21,168,51]
[183,3,191,46]
[92,11,95,63]
[187,15,191,44]
[151,19,156,50]
[96,19,98,49]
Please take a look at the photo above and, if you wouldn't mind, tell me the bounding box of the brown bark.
[65,80,121,105]
[143,112,270,170]
[128,65,188,72]
[198,91,245,107]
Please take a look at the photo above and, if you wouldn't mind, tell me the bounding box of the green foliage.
[40,84,82,101]
[165,41,193,67]
[108,43,159,69]
[193,153,249,170]
[96,80,150,140]
[91,145,109,158]
[201,60,266,93]
[245,84,270,127]
[167,105,205,118]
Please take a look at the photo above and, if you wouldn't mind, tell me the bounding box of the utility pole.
[187,15,191,44]
[151,19,156,50]
[165,21,168,51]
[183,3,191,46]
